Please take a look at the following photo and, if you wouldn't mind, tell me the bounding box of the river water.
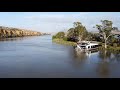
[0,35,120,78]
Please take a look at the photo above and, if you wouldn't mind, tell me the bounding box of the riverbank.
[53,38,120,51]
[0,26,41,38]
[98,45,120,51]
[52,39,77,46]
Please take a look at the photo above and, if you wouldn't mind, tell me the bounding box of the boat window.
[81,43,88,45]
[91,46,94,48]
[81,46,86,49]
[88,46,90,48]
[95,45,98,47]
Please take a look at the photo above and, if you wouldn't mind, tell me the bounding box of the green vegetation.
[52,20,120,51]
[52,32,65,39]
[95,20,114,49]
[107,46,120,51]
[67,22,88,42]
[52,22,88,45]
[52,38,76,46]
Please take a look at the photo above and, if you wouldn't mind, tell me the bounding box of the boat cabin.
[77,41,99,50]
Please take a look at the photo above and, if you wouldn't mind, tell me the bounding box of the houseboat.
[75,41,100,51]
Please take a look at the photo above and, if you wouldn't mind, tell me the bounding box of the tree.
[73,22,82,27]
[86,32,101,41]
[67,28,75,41]
[112,27,118,31]
[95,20,113,49]
[53,31,65,39]
[67,22,87,42]
[74,22,87,42]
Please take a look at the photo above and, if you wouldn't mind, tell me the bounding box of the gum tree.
[95,20,113,49]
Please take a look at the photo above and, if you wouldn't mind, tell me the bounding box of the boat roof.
[79,41,98,43]
[78,41,99,46]
[88,43,98,46]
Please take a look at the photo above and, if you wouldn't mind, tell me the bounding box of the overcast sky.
[0,12,120,33]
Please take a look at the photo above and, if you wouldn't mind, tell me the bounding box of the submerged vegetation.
[52,20,120,50]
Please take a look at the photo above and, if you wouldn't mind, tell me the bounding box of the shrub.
[56,32,65,38]
[113,43,118,47]
[99,42,103,46]
[52,32,65,39]
[52,35,56,39]
[63,37,68,41]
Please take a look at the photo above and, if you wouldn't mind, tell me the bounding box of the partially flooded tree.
[95,20,113,49]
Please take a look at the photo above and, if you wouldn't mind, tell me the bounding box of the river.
[0,35,120,78]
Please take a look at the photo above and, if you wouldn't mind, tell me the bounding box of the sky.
[0,12,120,33]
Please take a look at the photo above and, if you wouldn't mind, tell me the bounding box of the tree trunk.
[103,32,107,49]
[78,35,82,42]
[105,39,107,49]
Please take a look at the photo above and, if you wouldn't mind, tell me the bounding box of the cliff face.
[0,26,41,38]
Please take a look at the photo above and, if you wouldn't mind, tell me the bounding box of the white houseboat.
[75,41,99,51]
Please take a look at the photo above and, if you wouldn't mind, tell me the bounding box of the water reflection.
[74,49,120,63]
[72,49,99,69]
[96,62,110,78]
[74,49,120,78]
[97,50,120,78]
[0,37,24,42]
[99,50,112,62]
[72,50,88,68]
[0,36,38,42]
[99,50,120,63]
[74,49,98,60]
[111,50,120,62]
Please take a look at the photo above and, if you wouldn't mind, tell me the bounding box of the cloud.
[24,13,88,23]
[23,13,120,32]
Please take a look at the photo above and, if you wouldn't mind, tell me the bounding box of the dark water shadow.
[71,48,120,77]
[96,50,120,78]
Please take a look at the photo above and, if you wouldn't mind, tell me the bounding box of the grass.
[107,46,120,51]
[52,38,77,46]
[98,44,120,51]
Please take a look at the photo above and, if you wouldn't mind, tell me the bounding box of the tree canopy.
[67,22,88,42]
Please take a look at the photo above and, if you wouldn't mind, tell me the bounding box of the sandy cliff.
[0,26,41,38]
